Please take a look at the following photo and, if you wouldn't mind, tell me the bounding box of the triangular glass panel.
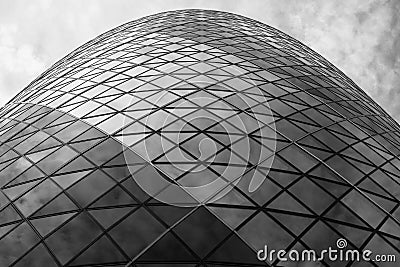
[174,207,231,258]
[89,184,138,208]
[137,231,195,262]
[271,212,313,236]
[52,170,92,189]
[89,207,133,229]
[31,212,76,236]
[268,191,312,215]
[69,235,126,265]
[109,208,165,258]
[55,156,95,174]
[44,212,103,265]
[207,232,262,264]
[323,201,369,228]
[13,243,58,267]
[33,193,78,217]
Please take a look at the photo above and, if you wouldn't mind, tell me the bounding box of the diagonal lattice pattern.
[0,9,399,266]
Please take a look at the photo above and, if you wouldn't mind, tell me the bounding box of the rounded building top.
[0,9,399,266]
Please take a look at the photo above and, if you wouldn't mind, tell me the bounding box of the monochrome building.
[0,9,399,266]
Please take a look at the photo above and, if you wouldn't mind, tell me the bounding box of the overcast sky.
[0,0,399,121]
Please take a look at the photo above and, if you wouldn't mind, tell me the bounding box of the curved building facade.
[0,9,399,266]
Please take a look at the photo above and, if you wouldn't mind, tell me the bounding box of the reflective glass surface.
[0,9,399,266]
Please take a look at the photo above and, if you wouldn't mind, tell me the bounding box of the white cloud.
[0,24,46,106]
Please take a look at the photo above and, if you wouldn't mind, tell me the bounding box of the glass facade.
[0,9,399,266]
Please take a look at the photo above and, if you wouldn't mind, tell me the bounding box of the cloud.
[243,0,400,122]
[0,24,46,107]
[0,4,398,264]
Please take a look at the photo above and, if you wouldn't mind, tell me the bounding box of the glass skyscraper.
[0,9,399,266]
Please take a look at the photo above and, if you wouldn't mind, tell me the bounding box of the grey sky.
[0,0,399,121]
